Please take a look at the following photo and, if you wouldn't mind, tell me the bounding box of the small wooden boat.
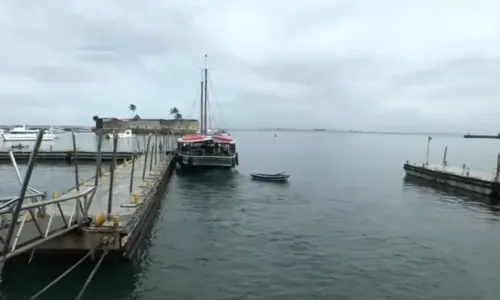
[250,172,290,182]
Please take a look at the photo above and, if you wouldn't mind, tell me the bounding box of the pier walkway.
[0,132,176,262]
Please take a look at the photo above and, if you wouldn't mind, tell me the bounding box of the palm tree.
[128,104,137,119]
[169,107,183,120]
[169,107,179,116]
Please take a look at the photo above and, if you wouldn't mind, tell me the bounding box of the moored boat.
[2,125,57,141]
[176,133,238,170]
[175,55,239,171]
[106,129,135,139]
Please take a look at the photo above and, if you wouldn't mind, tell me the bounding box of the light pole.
[442,145,448,166]
[425,136,432,165]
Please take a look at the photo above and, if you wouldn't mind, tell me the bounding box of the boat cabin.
[177,134,236,156]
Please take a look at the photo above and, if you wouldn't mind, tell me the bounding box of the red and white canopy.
[177,134,212,143]
[213,135,235,144]
[177,134,236,144]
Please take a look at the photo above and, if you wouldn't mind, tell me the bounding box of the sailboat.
[175,55,239,170]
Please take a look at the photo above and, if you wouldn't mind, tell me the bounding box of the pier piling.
[142,134,152,180]
[107,133,118,220]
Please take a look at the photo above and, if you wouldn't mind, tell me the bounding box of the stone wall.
[93,116,199,134]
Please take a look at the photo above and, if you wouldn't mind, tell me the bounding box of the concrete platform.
[403,161,500,198]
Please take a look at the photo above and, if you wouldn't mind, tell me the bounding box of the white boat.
[106,129,135,139]
[1,125,58,141]
[0,129,4,136]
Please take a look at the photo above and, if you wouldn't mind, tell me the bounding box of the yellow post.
[95,213,106,227]
[132,193,141,204]
[26,210,34,222]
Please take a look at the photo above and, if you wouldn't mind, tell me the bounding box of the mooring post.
[3,129,44,256]
[142,134,152,180]
[496,153,500,181]
[129,147,136,194]
[442,146,448,167]
[154,133,158,166]
[149,141,155,173]
[136,139,141,154]
[161,133,167,156]
[107,133,118,220]
[159,140,163,162]
[94,133,103,184]
[72,131,81,225]
[72,132,80,192]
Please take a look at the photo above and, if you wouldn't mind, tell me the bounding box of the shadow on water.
[0,218,164,300]
[0,188,168,300]
[1,261,140,300]
[175,168,242,186]
[403,176,500,216]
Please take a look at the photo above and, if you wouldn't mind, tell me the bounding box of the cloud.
[0,0,499,133]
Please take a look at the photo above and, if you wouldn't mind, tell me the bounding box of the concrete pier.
[403,161,500,199]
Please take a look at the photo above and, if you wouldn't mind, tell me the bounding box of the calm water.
[1,131,500,300]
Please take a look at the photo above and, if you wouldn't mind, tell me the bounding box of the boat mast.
[199,70,204,135]
[203,54,209,135]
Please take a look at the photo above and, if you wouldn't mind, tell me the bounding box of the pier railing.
[0,130,100,262]
[0,186,96,260]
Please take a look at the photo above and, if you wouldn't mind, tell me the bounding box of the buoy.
[52,191,59,199]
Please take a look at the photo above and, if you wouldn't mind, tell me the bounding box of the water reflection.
[403,176,500,219]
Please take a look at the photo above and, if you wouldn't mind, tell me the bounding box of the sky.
[1,0,500,133]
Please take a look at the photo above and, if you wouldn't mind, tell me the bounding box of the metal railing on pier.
[0,129,177,299]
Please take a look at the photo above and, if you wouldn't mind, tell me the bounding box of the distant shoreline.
[229,128,465,137]
[0,125,474,137]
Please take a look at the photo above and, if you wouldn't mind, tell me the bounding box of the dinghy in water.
[250,172,290,182]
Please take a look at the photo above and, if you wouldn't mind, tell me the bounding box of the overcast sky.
[1,0,500,133]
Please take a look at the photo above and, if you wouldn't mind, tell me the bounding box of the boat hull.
[176,153,238,171]
[250,173,290,182]
[2,134,56,141]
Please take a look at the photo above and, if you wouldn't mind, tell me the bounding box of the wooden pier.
[0,130,178,298]
[0,150,137,163]
[0,154,174,261]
